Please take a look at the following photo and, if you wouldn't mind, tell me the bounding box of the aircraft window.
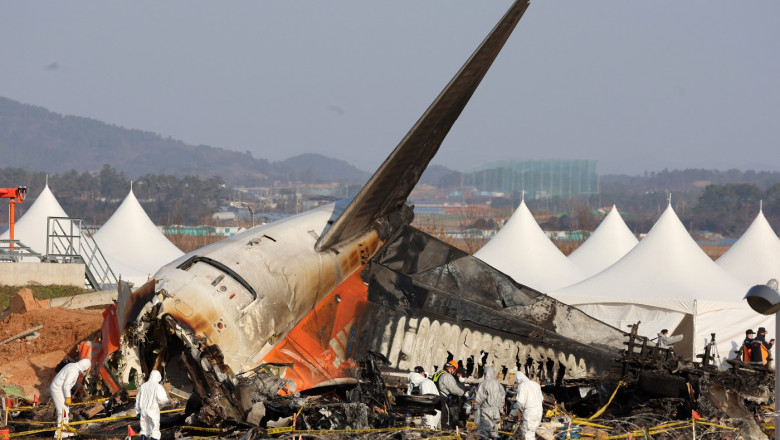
[176,255,257,301]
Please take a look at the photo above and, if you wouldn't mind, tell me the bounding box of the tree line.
[477,183,780,237]
[0,165,229,226]
[1,165,778,237]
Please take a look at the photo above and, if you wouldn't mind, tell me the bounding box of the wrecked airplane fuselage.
[354,225,627,386]
[111,0,596,422]
[117,220,628,425]
[117,201,411,422]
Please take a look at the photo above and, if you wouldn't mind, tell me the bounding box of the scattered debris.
[0,325,43,346]
[1,0,776,438]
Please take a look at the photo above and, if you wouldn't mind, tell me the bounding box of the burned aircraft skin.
[116,0,533,426]
[353,225,627,386]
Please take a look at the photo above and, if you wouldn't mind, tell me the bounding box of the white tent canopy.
[717,207,780,287]
[552,204,772,365]
[568,205,638,278]
[93,188,183,286]
[474,200,587,292]
[0,183,69,256]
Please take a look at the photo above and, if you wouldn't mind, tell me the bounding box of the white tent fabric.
[568,205,638,278]
[93,189,183,286]
[0,184,69,256]
[552,204,772,366]
[717,208,780,287]
[474,200,587,292]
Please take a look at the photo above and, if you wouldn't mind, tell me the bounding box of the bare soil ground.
[0,307,104,401]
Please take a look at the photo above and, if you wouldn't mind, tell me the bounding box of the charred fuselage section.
[353,225,627,387]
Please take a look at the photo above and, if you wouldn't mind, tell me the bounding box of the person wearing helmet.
[135,370,170,440]
[432,360,466,430]
[49,358,92,438]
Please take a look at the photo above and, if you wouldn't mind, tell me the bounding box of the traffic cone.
[127,425,136,437]
[33,395,39,407]
[692,409,702,419]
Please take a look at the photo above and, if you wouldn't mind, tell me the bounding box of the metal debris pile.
[1,329,776,439]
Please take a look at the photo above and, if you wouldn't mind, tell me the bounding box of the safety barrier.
[3,407,184,438]
[0,382,749,439]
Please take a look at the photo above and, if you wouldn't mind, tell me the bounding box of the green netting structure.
[465,159,599,198]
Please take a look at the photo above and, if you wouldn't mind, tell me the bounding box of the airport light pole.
[744,281,780,440]
[230,201,255,228]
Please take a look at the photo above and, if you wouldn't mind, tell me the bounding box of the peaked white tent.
[474,200,587,292]
[552,204,772,364]
[0,183,69,256]
[93,188,183,286]
[568,205,638,278]
[717,207,780,286]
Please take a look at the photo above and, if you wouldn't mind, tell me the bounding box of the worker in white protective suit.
[135,370,170,440]
[474,366,505,440]
[408,372,442,429]
[513,371,543,440]
[49,358,91,438]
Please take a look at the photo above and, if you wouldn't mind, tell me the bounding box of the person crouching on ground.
[49,358,91,438]
[135,370,170,440]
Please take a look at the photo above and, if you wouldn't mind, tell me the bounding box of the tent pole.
[692,300,697,363]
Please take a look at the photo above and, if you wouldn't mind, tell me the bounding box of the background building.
[465,159,599,199]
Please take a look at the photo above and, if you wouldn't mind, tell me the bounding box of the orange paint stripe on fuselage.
[262,269,368,393]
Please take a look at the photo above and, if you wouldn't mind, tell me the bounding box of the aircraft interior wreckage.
[9,0,772,438]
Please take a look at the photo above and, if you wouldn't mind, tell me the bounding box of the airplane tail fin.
[315,0,530,252]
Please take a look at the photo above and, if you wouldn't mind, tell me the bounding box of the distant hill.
[600,169,780,193]
[0,97,369,185]
[420,165,456,186]
[276,154,370,183]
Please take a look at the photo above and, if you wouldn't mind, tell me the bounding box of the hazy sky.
[2,1,779,175]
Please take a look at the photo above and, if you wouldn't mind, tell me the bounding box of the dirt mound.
[0,308,103,359]
[0,307,104,400]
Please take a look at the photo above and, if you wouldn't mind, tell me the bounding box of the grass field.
[0,284,90,312]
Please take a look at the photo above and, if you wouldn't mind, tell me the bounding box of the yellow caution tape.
[8,427,59,438]
[66,407,183,426]
[5,408,185,438]
[9,397,109,412]
[266,426,447,436]
[180,425,226,433]
[602,418,740,439]
[588,380,626,420]
[573,420,613,429]
[545,405,613,430]
[693,418,739,430]
[6,419,59,425]
[7,404,52,411]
